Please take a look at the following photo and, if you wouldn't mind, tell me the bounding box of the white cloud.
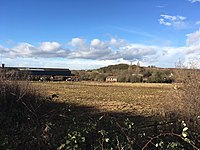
[186,28,200,45]
[68,38,158,60]
[40,42,61,52]
[188,0,200,3]
[185,28,200,55]
[69,38,112,60]
[10,43,35,57]
[111,44,157,60]
[1,31,200,69]
[91,39,101,47]
[69,38,85,47]
[159,14,188,29]
[0,38,158,62]
[109,38,126,47]
[185,44,200,54]
[3,57,132,70]
[110,38,117,45]
[159,18,172,26]
[3,42,70,58]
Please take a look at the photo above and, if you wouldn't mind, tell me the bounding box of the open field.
[1,79,199,149]
[32,81,173,116]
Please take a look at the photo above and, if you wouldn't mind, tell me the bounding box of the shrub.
[175,69,200,129]
[164,65,200,131]
[0,69,48,149]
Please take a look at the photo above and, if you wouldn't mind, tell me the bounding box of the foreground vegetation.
[0,69,199,149]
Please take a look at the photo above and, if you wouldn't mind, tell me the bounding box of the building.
[0,64,74,81]
[106,76,117,82]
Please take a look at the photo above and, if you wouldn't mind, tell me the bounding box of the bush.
[164,66,200,133]
[175,69,200,128]
[0,69,49,149]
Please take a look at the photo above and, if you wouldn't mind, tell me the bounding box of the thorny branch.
[142,132,199,150]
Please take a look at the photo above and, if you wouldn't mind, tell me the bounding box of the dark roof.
[6,67,70,71]
[1,67,72,76]
[29,70,71,76]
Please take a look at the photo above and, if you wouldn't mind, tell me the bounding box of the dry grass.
[31,81,173,116]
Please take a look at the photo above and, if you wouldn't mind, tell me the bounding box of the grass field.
[33,81,173,117]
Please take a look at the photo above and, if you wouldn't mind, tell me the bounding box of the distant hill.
[97,63,130,73]
[72,64,175,83]
[73,63,200,83]
[97,63,159,73]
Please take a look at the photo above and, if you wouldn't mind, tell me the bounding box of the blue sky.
[0,0,200,69]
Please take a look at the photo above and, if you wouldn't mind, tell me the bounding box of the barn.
[0,64,74,81]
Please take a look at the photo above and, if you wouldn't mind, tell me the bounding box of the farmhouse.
[106,76,117,82]
[0,64,74,81]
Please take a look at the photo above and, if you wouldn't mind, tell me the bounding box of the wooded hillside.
[73,64,176,83]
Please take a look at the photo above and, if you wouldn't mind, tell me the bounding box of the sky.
[0,0,200,69]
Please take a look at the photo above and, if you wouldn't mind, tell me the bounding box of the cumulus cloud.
[148,28,200,67]
[91,39,101,47]
[10,43,35,58]
[1,30,200,69]
[110,44,157,60]
[68,38,157,60]
[109,38,126,47]
[69,38,85,47]
[2,42,70,58]
[40,42,61,52]
[0,38,158,62]
[69,38,112,59]
[159,14,188,29]
[188,0,200,3]
[186,28,200,45]
[185,28,200,54]
[69,47,112,60]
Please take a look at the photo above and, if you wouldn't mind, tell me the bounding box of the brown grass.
[31,81,173,117]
